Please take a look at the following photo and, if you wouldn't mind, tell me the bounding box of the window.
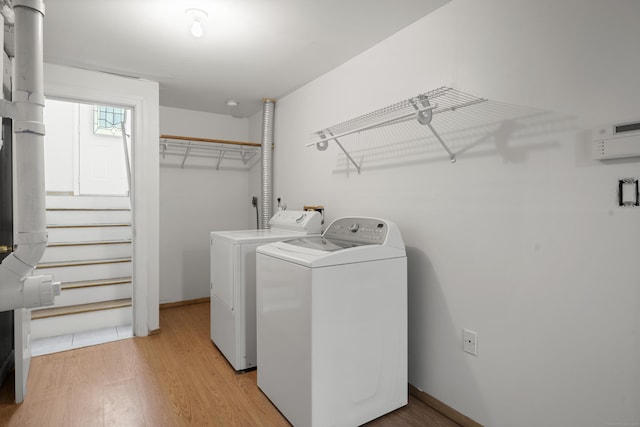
[93,105,125,136]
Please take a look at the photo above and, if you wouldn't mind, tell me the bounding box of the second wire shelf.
[160,134,261,169]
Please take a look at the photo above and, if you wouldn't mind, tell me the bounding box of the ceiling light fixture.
[186,8,208,38]
[226,99,242,118]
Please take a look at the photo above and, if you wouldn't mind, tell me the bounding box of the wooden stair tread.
[36,257,132,269]
[47,208,130,211]
[61,277,132,290]
[32,298,132,320]
[47,239,132,248]
[47,223,131,229]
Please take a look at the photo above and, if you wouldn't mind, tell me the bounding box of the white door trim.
[13,308,30,403]
[44,63,160,337]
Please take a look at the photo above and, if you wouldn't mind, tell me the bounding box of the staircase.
[30,195,133,340]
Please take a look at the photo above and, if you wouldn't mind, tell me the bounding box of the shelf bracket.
[410,96,456,163]
[180,144,192,168]
[216,149,226,170]
[427,122,456,163]
[322,130,361,174]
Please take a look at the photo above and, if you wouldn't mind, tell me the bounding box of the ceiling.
[42,0,449,118]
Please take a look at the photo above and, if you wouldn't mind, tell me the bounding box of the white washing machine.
[256,217,407,427]
[210,210,322,371]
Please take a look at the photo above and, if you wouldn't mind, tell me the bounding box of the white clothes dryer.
[210,210,322,371]
[256,217,407,427]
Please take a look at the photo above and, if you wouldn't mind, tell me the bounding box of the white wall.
[271,1,640,426]
[43,98,75,192]
[159,106,256,303]
[45,63,160,336]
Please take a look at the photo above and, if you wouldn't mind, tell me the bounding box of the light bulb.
[186,8,208,38]
[191,20,204,38]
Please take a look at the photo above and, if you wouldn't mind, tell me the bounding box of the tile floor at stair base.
[31,324,133,356]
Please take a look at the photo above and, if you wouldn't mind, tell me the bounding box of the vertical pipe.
[0,0,59,311]
[260,98,275,229]
[13,0,47,261]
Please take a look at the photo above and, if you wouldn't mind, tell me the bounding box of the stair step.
[61,277,132,290]
[46,209,131,225]
[41,240,132,263]
[46,208,130,211]
[35,259,132,283]
[31,300,133,340]
[33,280,132,309]
[37,257,132,269]
[32,298,132,320]
[47,225,132,244]
[48,239,132,247]
[42,241,130,261]
[46,195,130,210]
[47,223,131,229]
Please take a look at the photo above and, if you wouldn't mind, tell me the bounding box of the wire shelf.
[308,87,488,173]
[159,135,260,169]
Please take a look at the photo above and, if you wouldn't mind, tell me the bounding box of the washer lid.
[211,228,314,245]
[209,210,322,245]
[257,238,404,267]
[256,217,406,267]
[283,236,371,252]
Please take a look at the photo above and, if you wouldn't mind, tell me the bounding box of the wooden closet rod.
[160,134,261,147]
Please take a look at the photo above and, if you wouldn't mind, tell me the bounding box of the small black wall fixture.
[618,178,639,207]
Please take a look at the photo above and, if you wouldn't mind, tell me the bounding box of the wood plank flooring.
[0,302,459,426]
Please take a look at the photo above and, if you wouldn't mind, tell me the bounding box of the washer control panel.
[324,217,387,245]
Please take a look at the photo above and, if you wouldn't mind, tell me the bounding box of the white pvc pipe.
[0,0,60,311]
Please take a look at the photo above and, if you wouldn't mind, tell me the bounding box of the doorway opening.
[31,97,135,355]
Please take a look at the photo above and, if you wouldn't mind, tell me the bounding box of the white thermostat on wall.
[592,119,640,160]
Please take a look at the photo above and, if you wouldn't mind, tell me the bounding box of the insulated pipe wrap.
[260,99,275,229]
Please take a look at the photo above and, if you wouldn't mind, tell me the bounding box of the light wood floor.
[0,302,459,426]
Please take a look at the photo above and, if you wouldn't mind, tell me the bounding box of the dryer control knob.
[349,223,360,233]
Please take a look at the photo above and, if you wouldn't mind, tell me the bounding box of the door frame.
[13,308,29,403]
[44,63,160,337]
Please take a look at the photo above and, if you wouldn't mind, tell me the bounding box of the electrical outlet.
[463,329,478,356]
